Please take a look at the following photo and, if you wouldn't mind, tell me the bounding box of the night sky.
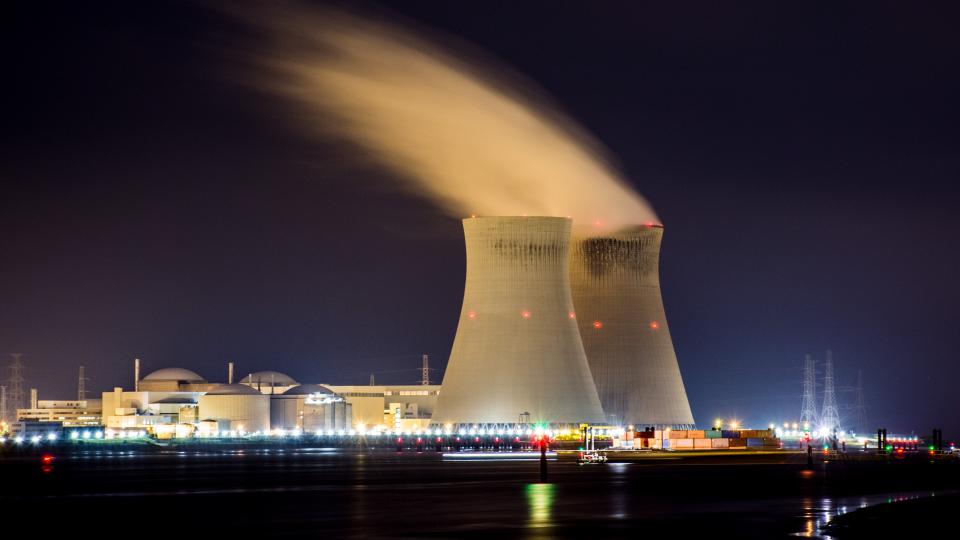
[4,1,958,435]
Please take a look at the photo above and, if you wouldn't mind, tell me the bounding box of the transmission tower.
[421,354,430,385]
[78,365,88,401]
[820,350,841,435]
[6,354,26,413]
[799,354,818,429]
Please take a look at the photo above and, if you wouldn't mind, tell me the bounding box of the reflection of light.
[526,483,555,528]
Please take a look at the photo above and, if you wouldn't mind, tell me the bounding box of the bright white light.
[337,430,345,436]
[15,436,24,444]
[47,433,57,441]
[82,431,91,439]
[95,431,104,439]
[70,431,79,440]
[31,435,41,444]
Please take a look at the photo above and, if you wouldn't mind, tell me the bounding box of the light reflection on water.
[792,491,942,539]
[525,483,555,529]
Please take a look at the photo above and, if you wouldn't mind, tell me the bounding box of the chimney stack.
[30,388,38,410]
[228,362,234,385]
[134,358,140,391]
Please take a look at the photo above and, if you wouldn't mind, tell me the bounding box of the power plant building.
[270,384,352,432]
[431,216,605,427]
[569,224,694,428]
[198,384,270,433]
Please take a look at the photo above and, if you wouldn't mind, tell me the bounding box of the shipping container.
[625,431,635,441]
[728,438,747,448]
[668,430,687,439]
[688,430,705,439]
[763,438,780,447]
[721,430,738,438]
[672,438,694,448]
[746,438,764,447]
[705,430,722,439]
[711,438,729,448]
[694,438,712,449]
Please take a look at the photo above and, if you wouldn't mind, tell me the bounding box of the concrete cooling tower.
[570,224,695,429]
[431,216,605,427]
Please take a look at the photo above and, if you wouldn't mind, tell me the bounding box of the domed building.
[239,371,299,395]
[198,384,270,433]
[138,367,209,392]
[270,384,352,432]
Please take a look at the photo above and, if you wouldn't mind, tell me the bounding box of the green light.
[823,445,829,450]
[885,445,892,451]
[929,445,935,451]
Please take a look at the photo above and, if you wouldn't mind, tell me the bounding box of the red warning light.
[41,454,55,464]
[649,321,660,330]
[467,310,477,319]
[521,310,531,319]
[592,321,603,329]
[568,312,576,319]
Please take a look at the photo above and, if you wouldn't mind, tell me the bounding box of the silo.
[431,216,605,427]
[198,384,270,432]
[569,224,694,428]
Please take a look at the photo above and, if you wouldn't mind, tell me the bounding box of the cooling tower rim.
[571,223,664,237]
[462,215,571,222]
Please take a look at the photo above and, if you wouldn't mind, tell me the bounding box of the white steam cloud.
[233,4,658,230]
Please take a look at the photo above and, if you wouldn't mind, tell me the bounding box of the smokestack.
[134,358,140,391]
[30,388,38,410]
[569,224,694,428]
[431,216,605,426]
[228,362,234,385]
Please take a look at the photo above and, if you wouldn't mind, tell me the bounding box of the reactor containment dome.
[431,216,605,427]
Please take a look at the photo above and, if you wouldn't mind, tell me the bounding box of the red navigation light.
[521,310,531,319]
[649,321,660,330]
[474,437,480,442]
[467,310,477,319]
[568,312,576,319]
[646,222,654,228]
[396,438,403,443]
[593,321,603,329]
[41,454,55,464]
[436,437,442,442]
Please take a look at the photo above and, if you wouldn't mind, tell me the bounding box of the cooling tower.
[431,216,605,426]
[570,224,695,428]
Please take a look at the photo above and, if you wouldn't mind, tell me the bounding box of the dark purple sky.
[3,1,958,435]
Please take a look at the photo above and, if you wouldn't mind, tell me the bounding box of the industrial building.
[570,224,695,428]
[240,371,299,395]
[325,384,439,431]
[270,384,352,432]
[431,216,605,427]
[101,366,206,430]
[198,384,270,433]
[14,390,102,428]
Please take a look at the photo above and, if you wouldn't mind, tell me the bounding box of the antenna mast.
[421,354,430,385]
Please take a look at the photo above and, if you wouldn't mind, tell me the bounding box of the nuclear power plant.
[431,216,606,427]
[570,224,695,428]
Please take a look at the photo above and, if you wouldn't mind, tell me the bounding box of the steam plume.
[233,4,658,230]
